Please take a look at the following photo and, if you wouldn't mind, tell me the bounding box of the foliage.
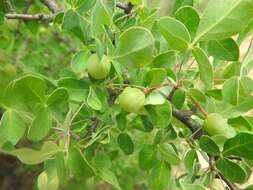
[1,0,253,190]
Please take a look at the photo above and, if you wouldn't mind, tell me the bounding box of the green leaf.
[207,38,239,61]
[144,68,167,87]
[194,0,253,42]
[46,88,69,110]
[37,171,59,190]
[158,16,191,51]
[146,101,172,128]
[239,76,253,97]
[62,9,90,42]
[187,88,206,103]
[217,157,247,183]
[170,0,193,15]
[130,0,141,5]
[68,147,95,178]
[184,149,198,172]
[192,47,213,89]
[71,49,90,73]
[117,133,134,155]
[114,26,154,67]
[11,75,46,109]
[149,161,171,190]
[115,113,127,131]
[158,143,180,165]
[152,50,177,68]
[2,141,61,165]
[27,106,52,141]
[175,6,200,38]
[94,154,112,170]
[0,110,26,145]
[91,0,111,35]
[87,86,102,110]
[228,116,253,131]
[139,145,157,170]
[222,77,239,105]
[223,132,253,159]
[199,136,220,156]
[238,20,253,44]
[58,78,89,102]
[145,91,166,105]
[219,95,253,119]
[171,89,185,109]
[96,168,122,190]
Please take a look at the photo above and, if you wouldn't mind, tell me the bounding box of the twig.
[168,90,241,190]
[172,107,203,139]
[189,96,208,117]
[40,0,60,13]
[218,173,242,190]
[144,83,173,94]
[168,85,178,101]
[84,118,100,138]
[5,13,54,21]
[116,2,134,14]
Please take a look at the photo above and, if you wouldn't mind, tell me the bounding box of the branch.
[116,2,134,14]
[5,13,54,21]
[40,0,60,13]
[168,89,242,190]
[218,173,242,190]
[172,107,203,139]
[4,0,15,13]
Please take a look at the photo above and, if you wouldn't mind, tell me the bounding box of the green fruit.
[203,113,228,136]
[6,20,19,31]
[87,54,111,79]
[118,87,145,113]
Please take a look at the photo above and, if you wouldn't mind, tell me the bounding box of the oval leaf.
[117,133,134,155]
[149,161,171,190]
[192,47,213,89]
[0,109,26,145]
[87,86,102,110]
[28,106,52,141]
[158,143,180,165]
[114,26,154,67]
[158,16,191,51]
[207,38,239,61]
[223,132,253,159]
[194,0,253,42]
[217,157,247,183]
[199,135,220,156]
[139,145,157,170]
[175,6,200,38]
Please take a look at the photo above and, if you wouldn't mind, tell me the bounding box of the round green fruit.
[87,54,111,79]
[203,113,228,136]
[118,87,145,113]
[6,20,19,31]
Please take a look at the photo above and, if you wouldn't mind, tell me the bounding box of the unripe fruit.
[203,113,228,136]
[6,20,19,31]
[87,54,111,79]
[118,87,145,113]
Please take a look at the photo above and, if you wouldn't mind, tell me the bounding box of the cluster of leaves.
[1,0,253,190]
